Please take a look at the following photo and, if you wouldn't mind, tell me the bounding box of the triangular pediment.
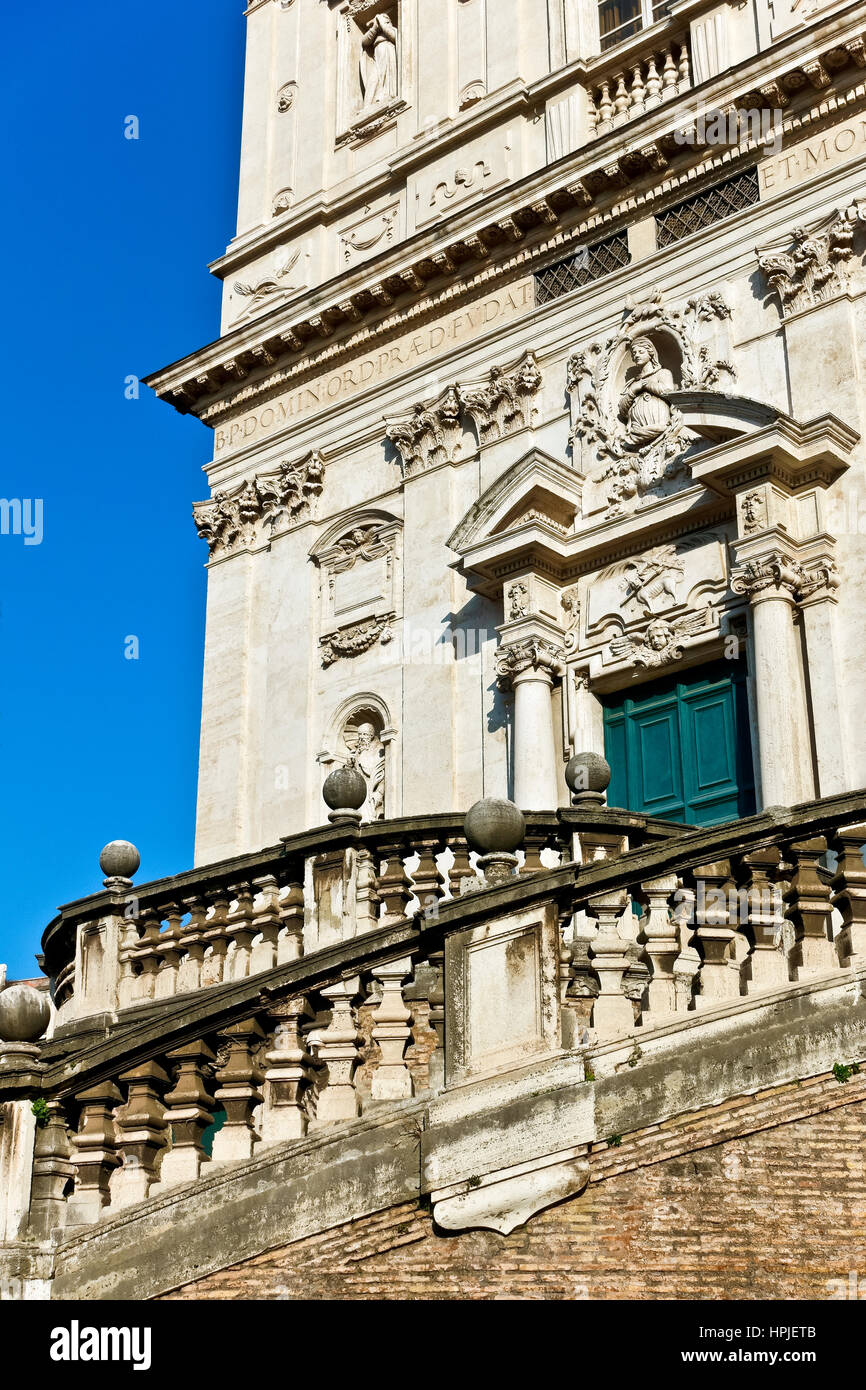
[447,448,582,556]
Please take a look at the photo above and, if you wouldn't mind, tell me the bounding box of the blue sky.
[0,0,244,976]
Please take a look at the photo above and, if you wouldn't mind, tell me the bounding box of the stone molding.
[148,32,866,423]
[757,195,866,316]
[192,450,325,558]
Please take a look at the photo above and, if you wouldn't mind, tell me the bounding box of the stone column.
[731,552,814,808]
[67,1083,122,1225]
[159,1039,216,1186]
[496,638,565,810]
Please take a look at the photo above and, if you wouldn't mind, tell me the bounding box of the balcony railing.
[587,29,691,138]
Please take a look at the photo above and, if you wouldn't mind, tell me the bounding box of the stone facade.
[3,0,866,1307]
[144,0,866,861]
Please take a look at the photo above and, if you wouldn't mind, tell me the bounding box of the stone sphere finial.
[322,761,367,826]
[565,752,611,807]
[0,983,51,1044]
[99,840,141,884]
[464,797,526,856]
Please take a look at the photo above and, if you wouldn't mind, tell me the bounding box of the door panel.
[602,662,755,826]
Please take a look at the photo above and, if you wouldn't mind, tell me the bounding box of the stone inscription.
[213,278,534,456]
[759,116,866,197]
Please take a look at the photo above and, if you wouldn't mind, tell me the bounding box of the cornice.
[145,10,866,424]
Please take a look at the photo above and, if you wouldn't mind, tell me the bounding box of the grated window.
[534,231,631,305]
[655,168,760,248]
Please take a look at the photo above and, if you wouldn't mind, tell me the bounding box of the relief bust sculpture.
[360,13,398,112]
[617,337,676,452]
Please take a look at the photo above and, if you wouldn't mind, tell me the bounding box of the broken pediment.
[447,448,582,556]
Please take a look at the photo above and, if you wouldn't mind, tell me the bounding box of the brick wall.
[161,1070,866,1301]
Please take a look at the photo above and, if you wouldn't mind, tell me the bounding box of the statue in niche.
[617,338,676,451]
[360,13,398,112]
[348,720,385,821]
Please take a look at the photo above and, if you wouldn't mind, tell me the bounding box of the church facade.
[2,0,866,1302]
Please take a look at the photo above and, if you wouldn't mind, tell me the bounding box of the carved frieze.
[459,351,542,445]
[567,289,734,519]
[385,386,462,476]
[757,197,866,314]
[193,450,324,558]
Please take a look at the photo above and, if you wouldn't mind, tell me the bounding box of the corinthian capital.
[731,553,806,600]
[496,638,565,688]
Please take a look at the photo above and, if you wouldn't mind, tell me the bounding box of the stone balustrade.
[4,790,863,1240]
[587,33,691,138]
[41,810,681,1025]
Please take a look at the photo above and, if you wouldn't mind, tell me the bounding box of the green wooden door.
[602,662,755,826]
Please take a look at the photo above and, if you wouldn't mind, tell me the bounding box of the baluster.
[159,1040,216,1186]
[677,42,691,90]
[134,910,162,1002]
[447,840,473,898]
[645,54,662,107]
[202,892,231,986]
[250,875,281,973]
[277,880,305,962]
[737,848,789,991]
[356,848,380,933]
[411,837,446,920]
[671,882,700,1011]
[692,861,740,1006]
[588,888,633,1039]
[177,896,207,992]
[612,72,629,121]
[110,1061,170,1209]
[67,1082,123,1224]
[117,914,141,1010]
[377,840,413,922]
[630,61,646,115]
[661,45,678,96]
[586,87,599,136]
[597,80,613,128]
[310,978,362,1126]
[260,997,315,1142]
[369,958,414,1102]
[831,825,866,967]
[522,827,547,875]
[154,903,183,999]
[640,873,679,1019]
[29,1100,74,1239]
[211,1018,266,1161]
[227,882,256,980]
[783,836,836,977]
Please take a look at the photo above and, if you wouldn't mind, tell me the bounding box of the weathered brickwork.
[162,1070,866,1301]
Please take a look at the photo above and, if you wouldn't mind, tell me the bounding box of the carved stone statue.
[354,721,385,820]
[617,338,676,451]
[360,13,398,112]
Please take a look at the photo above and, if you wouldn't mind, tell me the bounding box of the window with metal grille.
[534,231,631,306]
[654,167,760,248]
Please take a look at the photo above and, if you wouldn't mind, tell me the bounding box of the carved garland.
[320,616,394,668]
